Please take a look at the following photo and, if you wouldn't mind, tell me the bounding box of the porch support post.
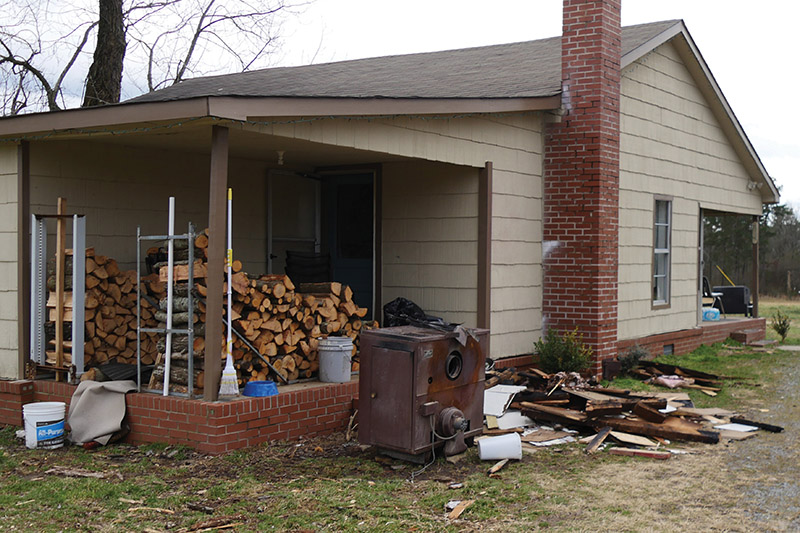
[752,214,759,318]
[17,141,30,379]
[478,162,492,334]
[203,126,229,400]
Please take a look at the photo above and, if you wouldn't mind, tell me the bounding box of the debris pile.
[480,364,783,459]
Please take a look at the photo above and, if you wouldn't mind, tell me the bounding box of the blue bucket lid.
[242,380,279,397]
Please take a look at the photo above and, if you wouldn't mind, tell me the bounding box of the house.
[0,0,777,392]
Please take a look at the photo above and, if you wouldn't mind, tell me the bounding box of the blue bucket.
[242,380,279,397]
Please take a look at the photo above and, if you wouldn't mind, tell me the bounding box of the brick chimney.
[542,0,622,377]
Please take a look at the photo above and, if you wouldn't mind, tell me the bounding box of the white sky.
[273,0,800,209]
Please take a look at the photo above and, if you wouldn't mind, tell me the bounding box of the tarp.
[67,380,137,445]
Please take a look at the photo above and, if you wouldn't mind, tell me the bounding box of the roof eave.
[0,95,561,141]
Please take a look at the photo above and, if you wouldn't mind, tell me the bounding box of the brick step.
[747,339,778,348]
[730,328,766,345]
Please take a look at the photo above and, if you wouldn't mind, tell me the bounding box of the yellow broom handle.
[715,265,736,286]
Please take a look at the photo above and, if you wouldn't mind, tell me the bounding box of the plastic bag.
[382,297,457,330]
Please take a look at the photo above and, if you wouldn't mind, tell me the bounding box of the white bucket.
[23,401,66,450]
[478,432,522,461]
[318,336,353,383]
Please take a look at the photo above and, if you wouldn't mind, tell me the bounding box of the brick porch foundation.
[0,379,357,454]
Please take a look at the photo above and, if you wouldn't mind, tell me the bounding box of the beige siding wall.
[28,140,269,273]
[618,42,764,341]
[0,145,18,378]
[382,161,479,326]
[258,114,545,357]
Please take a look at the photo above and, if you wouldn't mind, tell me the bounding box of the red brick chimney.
[542,0,622,377]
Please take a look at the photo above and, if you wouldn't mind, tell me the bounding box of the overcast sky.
[272,0,799,209]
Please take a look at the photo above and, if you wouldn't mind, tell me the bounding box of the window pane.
[654,276,666,302]
[654,252,669,277]
[655,200,669,224]
[655,224,668,250]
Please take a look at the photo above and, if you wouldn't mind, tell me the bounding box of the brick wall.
[617,318,766,358]
[543,0,622,377]
[0,380,357,454]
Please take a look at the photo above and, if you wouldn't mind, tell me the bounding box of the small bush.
[534,328,592,374]
[619,345,648,375]
[771,310,792,343]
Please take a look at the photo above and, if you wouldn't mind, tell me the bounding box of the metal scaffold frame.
[136,222,197,396]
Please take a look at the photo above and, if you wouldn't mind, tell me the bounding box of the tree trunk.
[83,0,126,107]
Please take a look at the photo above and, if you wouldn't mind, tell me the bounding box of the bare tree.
[130,0,290,93]
[0,0,298,115]
[83,0,125,107]
[0,1,98,113]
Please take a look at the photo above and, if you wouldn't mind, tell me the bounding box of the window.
[653,199,671,306]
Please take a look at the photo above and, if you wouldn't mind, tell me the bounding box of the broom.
[219,187,240,397]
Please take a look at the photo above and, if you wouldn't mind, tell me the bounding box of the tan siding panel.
[618,42,761,341]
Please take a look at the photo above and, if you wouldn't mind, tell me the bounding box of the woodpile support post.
[17,141,30,380]
[204,126,229,400]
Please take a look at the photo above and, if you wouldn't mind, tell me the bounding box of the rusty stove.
[358,326,488,462]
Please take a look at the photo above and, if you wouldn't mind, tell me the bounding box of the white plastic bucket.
[478,432,522,461]
[23,401,66,450]
[318,336,353,383]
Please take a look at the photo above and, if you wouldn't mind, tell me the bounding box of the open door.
[322,172,375,317]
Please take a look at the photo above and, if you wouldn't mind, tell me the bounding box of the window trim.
[652,196,672,309]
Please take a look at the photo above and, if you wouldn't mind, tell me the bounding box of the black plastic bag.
[382,297,458,331]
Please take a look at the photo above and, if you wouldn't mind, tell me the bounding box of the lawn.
[1,301,799,531]
[760,296,800,344]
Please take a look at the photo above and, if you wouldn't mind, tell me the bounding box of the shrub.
[618,345,648,375]
[534,328,592,374]
[770,310,792,343]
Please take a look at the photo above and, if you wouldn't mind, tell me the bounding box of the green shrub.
[619,345,648,375]
[534,328,592,374]
[771,310,792,343]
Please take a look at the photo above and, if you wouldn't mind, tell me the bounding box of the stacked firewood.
[149,231,378,393]
[46,248,163,367]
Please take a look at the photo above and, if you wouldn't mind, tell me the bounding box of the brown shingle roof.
[131,20,680,103]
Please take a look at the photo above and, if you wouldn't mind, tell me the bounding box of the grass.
[761,297,800,344]
[2,305,799,531]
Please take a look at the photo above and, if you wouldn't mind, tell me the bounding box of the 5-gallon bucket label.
[36,419,65,447]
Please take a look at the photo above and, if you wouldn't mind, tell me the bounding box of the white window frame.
[653,198,672,308]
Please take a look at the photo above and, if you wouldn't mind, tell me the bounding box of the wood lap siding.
[0,145,19,377]
[26,141,269,274]
[618,42,762,341]
[263,114,546,358]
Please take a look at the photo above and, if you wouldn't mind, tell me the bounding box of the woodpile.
[147,230,378,394]
[45,248,163,368]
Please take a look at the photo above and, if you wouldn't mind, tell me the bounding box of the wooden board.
[609,431,658,447]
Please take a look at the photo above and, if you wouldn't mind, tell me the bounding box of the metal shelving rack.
[30,212,86,380]
[136,223,196,396]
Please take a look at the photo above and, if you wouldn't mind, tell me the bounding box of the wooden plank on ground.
[609,447,671,460]
[593,415,720,444]
[584,427,611,454]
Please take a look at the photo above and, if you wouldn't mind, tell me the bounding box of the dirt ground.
[152,346,800,531]
[3,347,799,532]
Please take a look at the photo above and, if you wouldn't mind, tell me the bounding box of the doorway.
[322,172,375,316]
